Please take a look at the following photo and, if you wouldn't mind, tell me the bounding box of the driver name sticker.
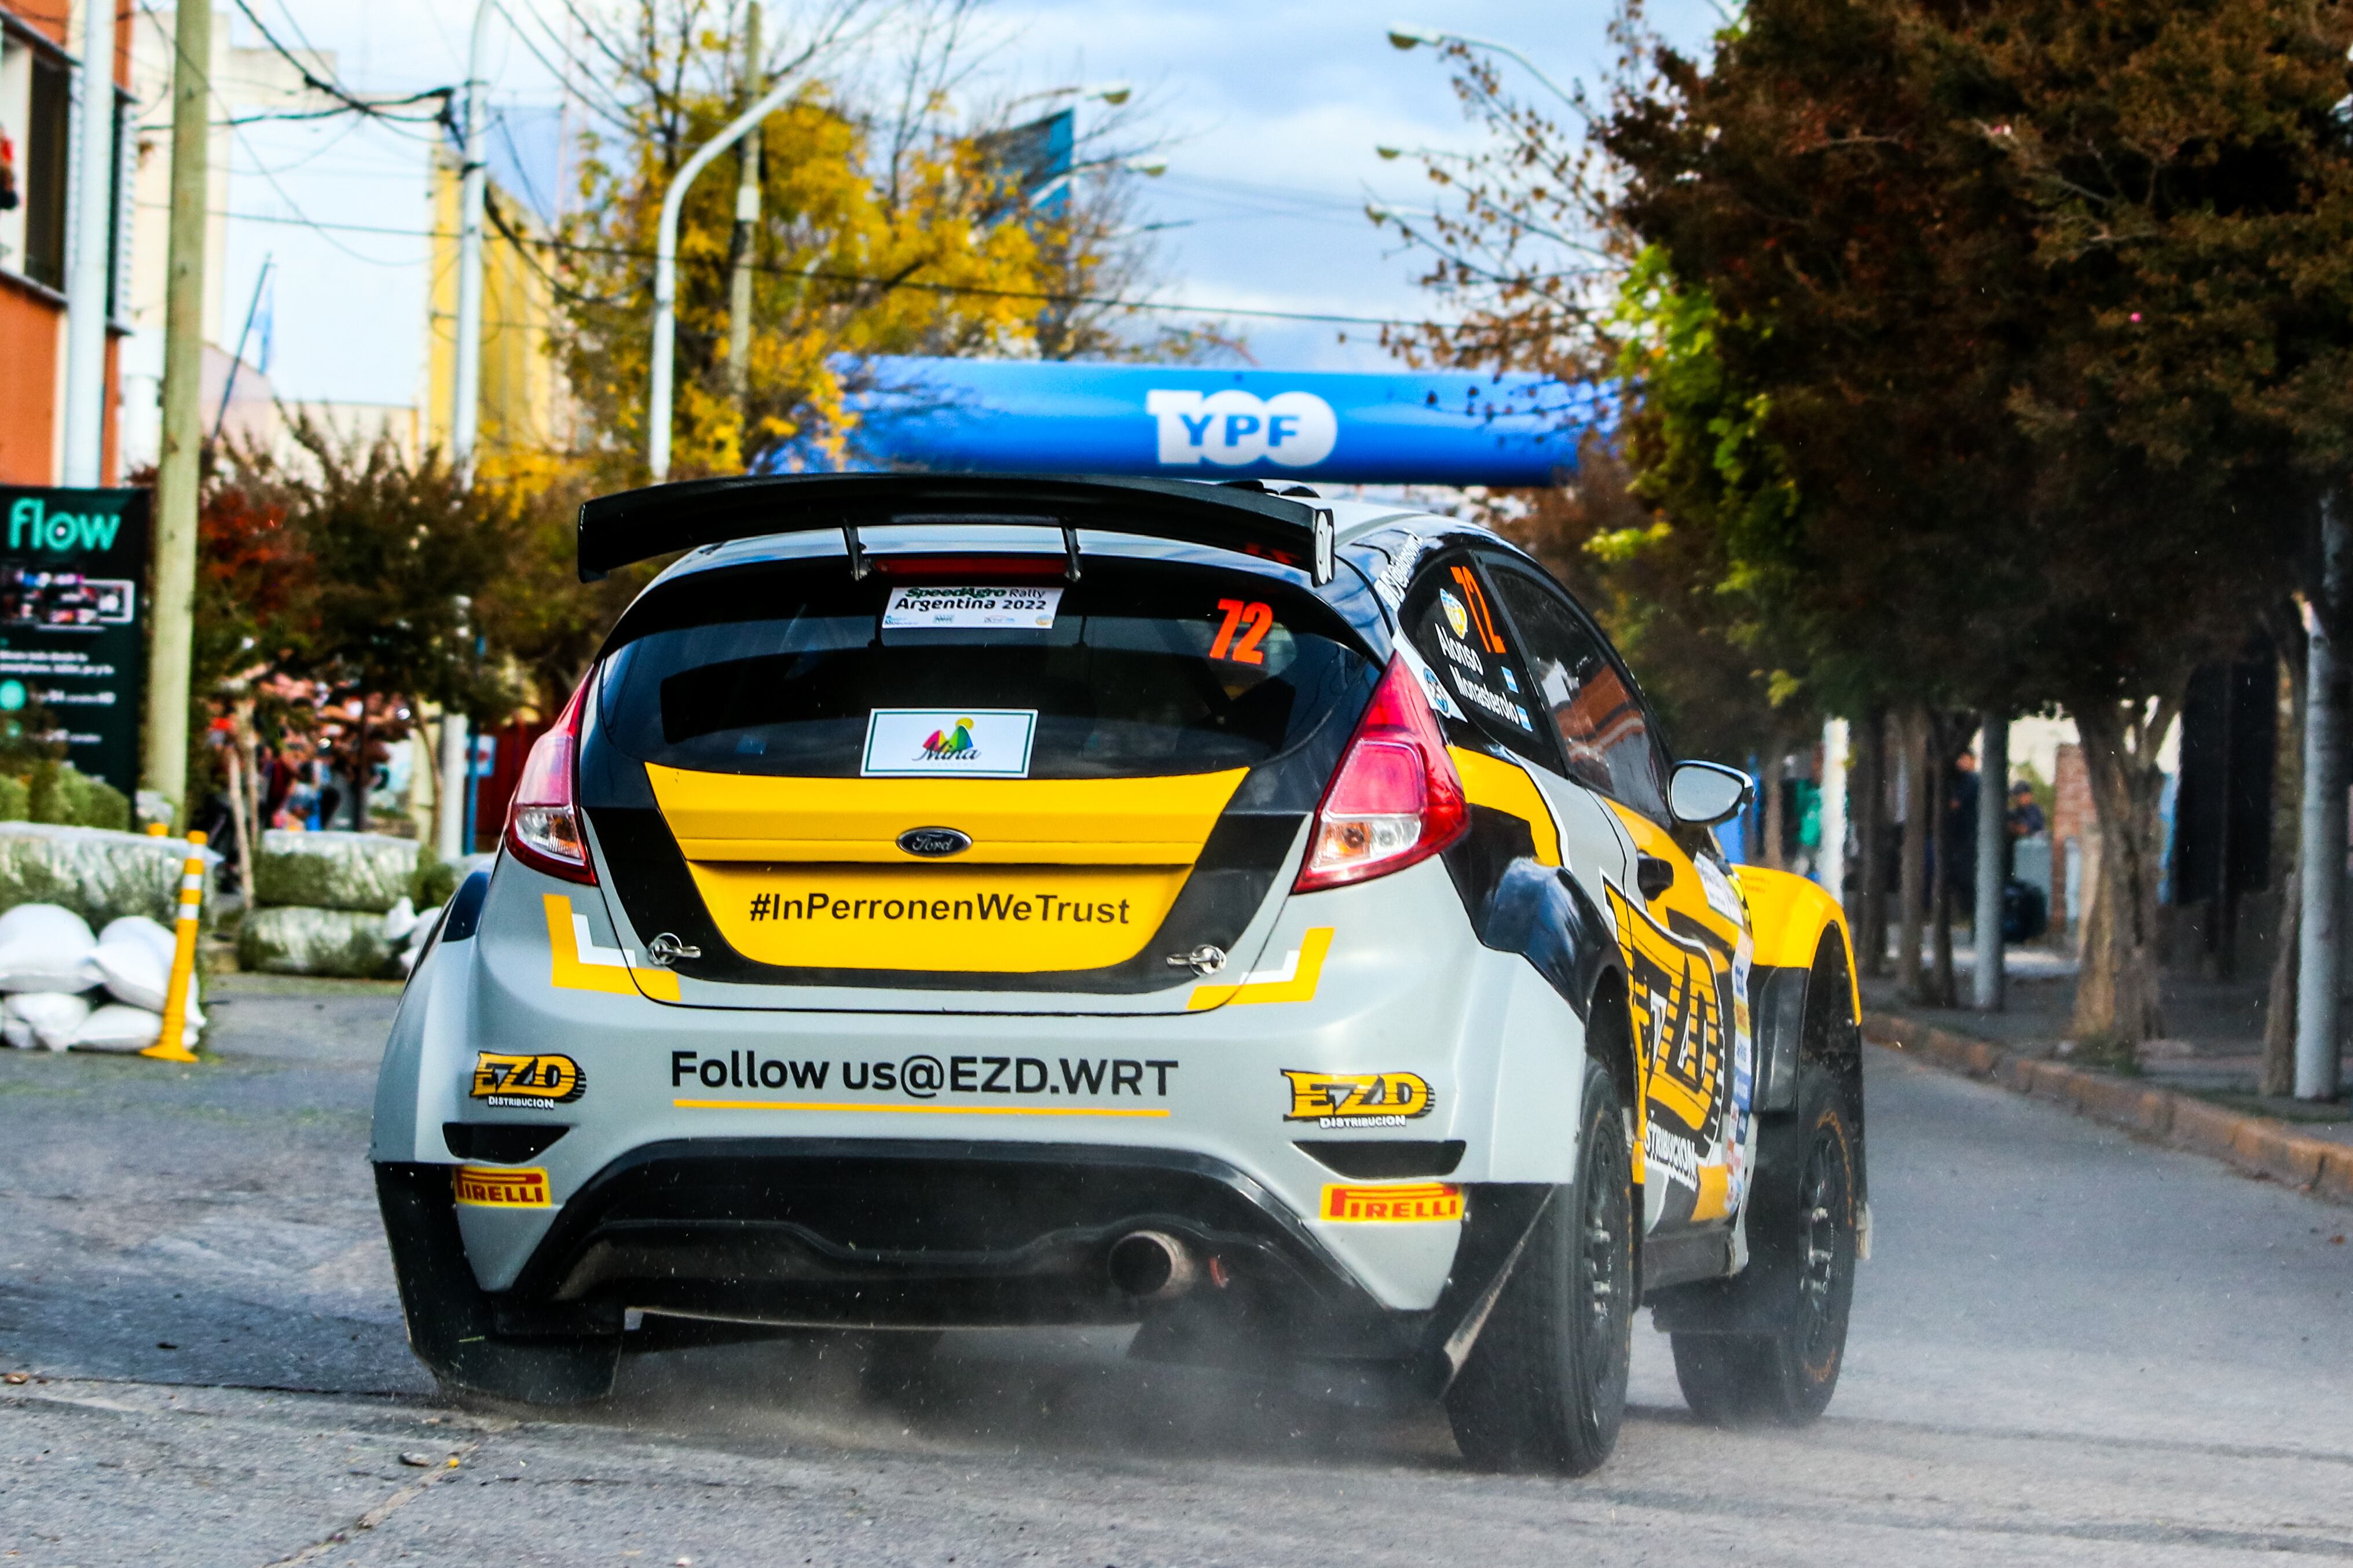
[882,585,1061,629]
[863,708,1037,777]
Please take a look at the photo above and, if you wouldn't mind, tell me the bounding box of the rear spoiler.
[575,473,1336,586]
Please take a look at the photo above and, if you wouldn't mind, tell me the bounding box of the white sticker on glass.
[862,709,1039,778]
[882,585,1062,630]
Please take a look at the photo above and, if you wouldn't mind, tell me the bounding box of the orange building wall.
[0,1,136,486]
[0,282,60,484]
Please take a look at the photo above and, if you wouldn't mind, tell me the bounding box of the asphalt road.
[3,975,2350,1566]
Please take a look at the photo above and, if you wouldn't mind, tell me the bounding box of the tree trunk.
[2068,695,2180,1048]
[353,706,372,833]
[1761,724,1787,871]
[2262,631,2307,1097]
[1856,709,1887,976]
[2264,865,2300,1096]
[1897,708,1928,997]
[1925,714,1958,1008]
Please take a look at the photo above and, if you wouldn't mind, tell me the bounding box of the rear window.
[595,557,1375,779]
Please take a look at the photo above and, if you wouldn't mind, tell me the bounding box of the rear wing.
[576,473,1336,585]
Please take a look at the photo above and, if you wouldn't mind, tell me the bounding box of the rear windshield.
[596,557,1374,779]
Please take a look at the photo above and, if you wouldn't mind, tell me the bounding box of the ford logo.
[897,827,972,858]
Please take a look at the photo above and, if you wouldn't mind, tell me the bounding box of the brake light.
[504,673,595,885]
[1294,653,1468,892]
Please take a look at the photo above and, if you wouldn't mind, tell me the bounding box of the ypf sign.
[1146,390,1339,469]
[0,489,151,794]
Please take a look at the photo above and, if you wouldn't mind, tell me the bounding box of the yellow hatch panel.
[646,765,1249,865]
[687,862,1192,972]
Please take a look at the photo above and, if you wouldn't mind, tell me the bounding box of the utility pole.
[61,0,118,486]
[144,0,211,824]
[2296,495,2348,1101]
[1974,713,2008,1011]
[438,0,496,862]
[648,72,801,482]
[725,2,762,406]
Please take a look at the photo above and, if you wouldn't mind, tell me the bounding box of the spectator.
[2004,779,2046,878]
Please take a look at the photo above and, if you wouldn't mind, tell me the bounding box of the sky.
[221,0,1717,406]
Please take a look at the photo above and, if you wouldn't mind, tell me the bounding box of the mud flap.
[374,1162,621,1404]
[1415,1182,1555,1393]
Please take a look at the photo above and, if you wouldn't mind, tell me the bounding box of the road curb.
[1862,1009,2353,1208]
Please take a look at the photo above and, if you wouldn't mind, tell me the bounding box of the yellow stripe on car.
[1447,747,1561,865]
[543,894,681,1000]
[1186,926,1334,1009]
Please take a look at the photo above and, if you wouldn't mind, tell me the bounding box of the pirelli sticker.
[452,1165,551,1208]
[1320,1183,1464,1224]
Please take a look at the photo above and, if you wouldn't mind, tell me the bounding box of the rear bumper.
[492,1137,1405,1343]
[379,1143,1552,1379]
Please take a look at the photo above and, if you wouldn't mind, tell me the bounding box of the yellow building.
[424,154,575,463]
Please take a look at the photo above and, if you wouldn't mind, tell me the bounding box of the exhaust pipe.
[1108,1229,1199,1299]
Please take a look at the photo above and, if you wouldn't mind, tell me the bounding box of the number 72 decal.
[1210,598,1273,665]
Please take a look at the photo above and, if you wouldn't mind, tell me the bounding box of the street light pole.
[1386,23,1578,110]
[61,0,119,486]
[648,72,805,483]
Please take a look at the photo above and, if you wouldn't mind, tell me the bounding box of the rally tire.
[1445,1055,1634,1475]
[1671,1062,1857,1426]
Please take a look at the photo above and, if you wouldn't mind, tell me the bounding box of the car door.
[1478,553,1755,1239]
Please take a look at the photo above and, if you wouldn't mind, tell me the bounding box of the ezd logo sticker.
[862,709,1037,777]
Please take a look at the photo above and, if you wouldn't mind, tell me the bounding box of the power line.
[223,0,453,137]
[140,200,1442,328]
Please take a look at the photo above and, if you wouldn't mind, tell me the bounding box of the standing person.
[2005,779,2046,878]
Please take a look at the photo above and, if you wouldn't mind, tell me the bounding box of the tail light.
[505,673,595,885]
[1294,653,1469,893]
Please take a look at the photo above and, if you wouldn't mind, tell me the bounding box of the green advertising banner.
[0,488,152,795]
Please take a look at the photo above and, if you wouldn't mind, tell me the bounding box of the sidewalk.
[1867,937,2348,1141]
[1862,948,2353,1205]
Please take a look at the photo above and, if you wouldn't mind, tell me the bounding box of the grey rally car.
[371,473,1866,1474]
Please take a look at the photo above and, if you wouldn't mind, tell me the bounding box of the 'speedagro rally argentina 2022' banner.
[811,358,1611,488]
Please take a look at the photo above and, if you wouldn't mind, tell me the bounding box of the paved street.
[2,976,2350,1566]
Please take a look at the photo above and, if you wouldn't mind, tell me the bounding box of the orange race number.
[1210,598,1273,666]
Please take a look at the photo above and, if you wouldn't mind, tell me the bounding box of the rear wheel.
[1672,1063,1857,1424]
[1445,1055,1633,1475]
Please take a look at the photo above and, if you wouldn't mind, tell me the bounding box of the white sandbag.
[395,900,445,975]
[90,928,200,1016]
[99,915,176,965]
[381,896,422,942]
[0,903,99,993]
[71,1002,198,1054]
[5,990,92,1051]
[1,1015,30,1048]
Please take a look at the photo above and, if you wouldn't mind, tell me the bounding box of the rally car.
[371,474,1865,1474]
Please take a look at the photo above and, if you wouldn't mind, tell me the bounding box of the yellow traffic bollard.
[143,828,207,1063]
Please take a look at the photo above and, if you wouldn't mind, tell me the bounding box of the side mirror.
[1668,760,1753,827]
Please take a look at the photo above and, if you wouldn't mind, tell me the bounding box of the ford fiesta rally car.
[371,473,1867,1474]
